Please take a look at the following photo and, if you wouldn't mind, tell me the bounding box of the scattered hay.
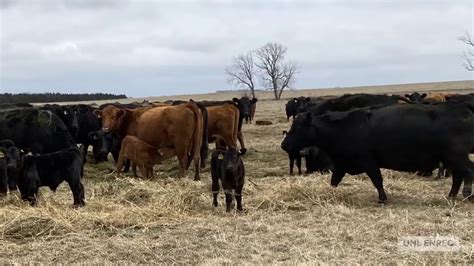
[1,214,73,240]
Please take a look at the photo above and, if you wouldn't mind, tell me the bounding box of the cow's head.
[95,105,126,133]
[297,97,312,113]
[0,140,20,168]
[18,154,40,205]
[281,112,315,154]
[5,146,21,168]
[222,148,243,173]
[233,97,255,121]
[88,131,110,154]
[405,92,427,103]
[60,106,80,131]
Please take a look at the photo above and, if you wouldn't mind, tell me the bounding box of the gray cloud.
[1,0,472,97]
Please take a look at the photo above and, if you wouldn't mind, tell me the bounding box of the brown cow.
[96,102,203,180]
[116,135,163,178]
[206,103,240,150]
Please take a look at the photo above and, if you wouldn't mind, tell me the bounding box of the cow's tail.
[232,105,240,149]
[186,102,203,180]
[198,104,209,168]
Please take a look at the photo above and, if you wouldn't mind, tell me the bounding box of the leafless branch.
[459,32,474,71]
[225,51,257,97]
[255,42,298,99]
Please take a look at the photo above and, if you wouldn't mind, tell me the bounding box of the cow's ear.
[421,93,427,98]
[93,109,102,118]
[305,97,311,102]
[251,98,258,104]
[232,97,239,103]
[293,98,298,102]
[117,109,126,119]
[404,94,410,98]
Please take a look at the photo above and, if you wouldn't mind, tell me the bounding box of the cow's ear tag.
[218,154,224,160]
[0,152,4,159]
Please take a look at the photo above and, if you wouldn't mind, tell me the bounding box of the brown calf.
[116,135,163,178]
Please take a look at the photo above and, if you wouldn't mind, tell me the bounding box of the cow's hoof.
[239,148,247,155]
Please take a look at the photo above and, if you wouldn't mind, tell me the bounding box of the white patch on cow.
[63,110,68,115]
[218,154,224,160]
[0,152,4,158]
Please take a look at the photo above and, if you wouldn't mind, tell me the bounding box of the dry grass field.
[2,80,474,264]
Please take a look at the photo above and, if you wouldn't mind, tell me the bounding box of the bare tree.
[459,32,474,71]
[255,42,297,100]
[226,51,257,98]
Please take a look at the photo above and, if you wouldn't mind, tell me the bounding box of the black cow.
[0,140,21,191]
[285,97,311,121]
[282,130,302,175]
[281,102,474,203]
[300,146,332,174]
[0,148,7,195]
[40,104,80,138]
[18,147,85,206]
[73,105,107,163]
[308,93,405,115]
[0,108,76,154]
[88,131,122,163]
[211,149,245,212]
[236,96,258,124]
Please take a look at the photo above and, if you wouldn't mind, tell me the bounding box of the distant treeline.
[0,93,127,104]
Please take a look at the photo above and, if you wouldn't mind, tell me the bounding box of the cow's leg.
[289,154,295,175]
[235,184,243,211]
[437,162,444,180]
[123,159,131,173]
[447,157,471,199]
[224,190,233,212]
[366,167,387,203]
[296,155,302,175]
[330,168,345,187]
[7,170,17,191]
[175,146,188,178]
[67,178,85,207]
[115,151,125,176]
[461,161,474,200]
[81,144,89,163]
[132,163,138,177]
[212,177,219,207]
[0,170,7,196]
[237,131,246,154]
[193,156,201,181]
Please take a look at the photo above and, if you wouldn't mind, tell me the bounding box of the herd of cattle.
[1,91,474,211]
[0,97,256,210]
[282,92,474,203]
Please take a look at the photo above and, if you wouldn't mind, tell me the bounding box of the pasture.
[1,80,474,264]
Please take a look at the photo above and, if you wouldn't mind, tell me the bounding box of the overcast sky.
[1,0,473,97]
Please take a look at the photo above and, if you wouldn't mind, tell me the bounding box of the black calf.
[211,149,245,212]
[18,147,85,206]
[0,140,21,192]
